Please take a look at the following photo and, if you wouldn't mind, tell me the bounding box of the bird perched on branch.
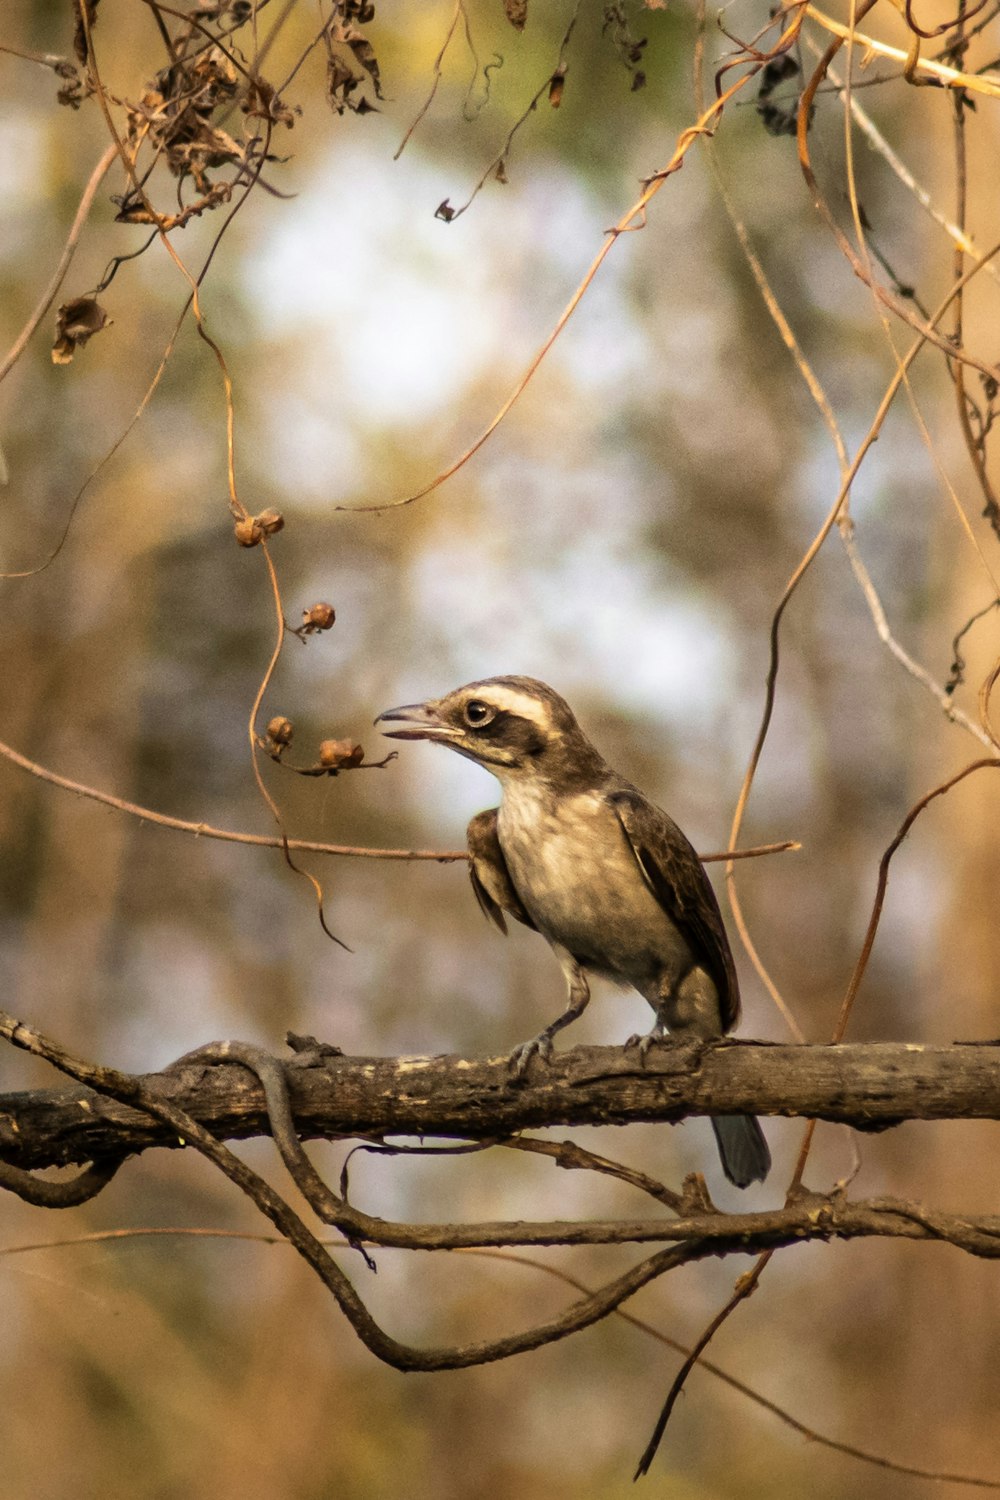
[376,676,770,1189]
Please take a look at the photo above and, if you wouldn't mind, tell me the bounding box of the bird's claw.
[508,1032,554,1079]
[624,1025,669,1063]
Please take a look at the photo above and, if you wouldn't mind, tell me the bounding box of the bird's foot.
[624,1022,669,1063]
[508,1031,555,1080]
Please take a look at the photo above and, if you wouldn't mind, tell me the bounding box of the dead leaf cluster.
[325,2,384,116]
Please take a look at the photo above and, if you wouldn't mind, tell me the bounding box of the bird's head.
[375,676,604,785]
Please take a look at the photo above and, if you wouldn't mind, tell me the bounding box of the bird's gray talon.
[625,1026,668,1061]
[508,1034,554,1077]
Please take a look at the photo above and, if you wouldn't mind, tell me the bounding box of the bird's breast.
[497,785,693,984]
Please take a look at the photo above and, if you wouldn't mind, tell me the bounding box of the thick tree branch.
[3,1037,1000,1172]
[4,1015,1000,1395]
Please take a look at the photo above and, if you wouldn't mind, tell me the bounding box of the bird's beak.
[374,701,460,742]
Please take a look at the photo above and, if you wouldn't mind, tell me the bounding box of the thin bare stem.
[0,731,463,861]
[813,47,1000,284]
[835,758,1000,1034]
[0,144,117,385]
[3,1226,996,1490]
[807,4,1000,96]
[340,6,806,513]
[0,726,796,867]
[433,0,584,220]
[394,0,464,159]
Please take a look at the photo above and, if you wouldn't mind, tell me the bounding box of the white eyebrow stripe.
[479,686,550,725]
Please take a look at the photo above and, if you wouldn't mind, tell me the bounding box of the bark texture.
[2,1038,999,1171]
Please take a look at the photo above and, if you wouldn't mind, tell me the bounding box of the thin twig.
[434,0,584,220]
[835,758,1000,1031]
[0,144,118,386]
[814,47,1000,284]
[339,5,807,513]
[839,522,994,748]
[2,1226,997,1490]
[394,0,464,159]
[0,732,464,860]
[468,1250,1000,1491]
[0,727,798,866]
[806,3,1000,96]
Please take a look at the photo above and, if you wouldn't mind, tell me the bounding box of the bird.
[375,675,770,1189]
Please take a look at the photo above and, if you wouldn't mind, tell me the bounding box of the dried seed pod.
[256,508,285,535]
[301,602,336,633]
[234,516,263,547]
[52,296,110,364]
[318,738,365,769]
[266,716,294,747]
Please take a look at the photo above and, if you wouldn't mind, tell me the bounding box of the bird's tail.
[711,1114,771,1188]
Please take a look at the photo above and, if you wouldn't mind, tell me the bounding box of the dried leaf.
[72,0,100,64]
[346,33,383,98]
[54,60,86,109]
[549,68,566,107]
[504,0,528,30]
[190,47,239,106]
[435,199,456,222]
[326,54,359,114]
[755,55,812,141]
[603,3,652,87]
[243,77,296,127]
[52,297,110,364]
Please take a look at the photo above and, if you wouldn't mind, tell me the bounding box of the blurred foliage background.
[1,0,1000,1494]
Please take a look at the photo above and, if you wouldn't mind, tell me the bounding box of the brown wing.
[608,789,740,1031]
[466,808,537,936]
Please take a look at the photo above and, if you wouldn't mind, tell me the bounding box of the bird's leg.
[625,961,716,1060]
[508,947,590,1079]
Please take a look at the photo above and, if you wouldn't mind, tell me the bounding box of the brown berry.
[266,716,294,747]
[234,516,262,547]
[302,602,336,632]
[318,738,364,769]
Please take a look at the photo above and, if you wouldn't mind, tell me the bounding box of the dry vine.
[2,0,1000,1488]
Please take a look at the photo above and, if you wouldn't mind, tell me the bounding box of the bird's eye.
[463,700,495,729]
